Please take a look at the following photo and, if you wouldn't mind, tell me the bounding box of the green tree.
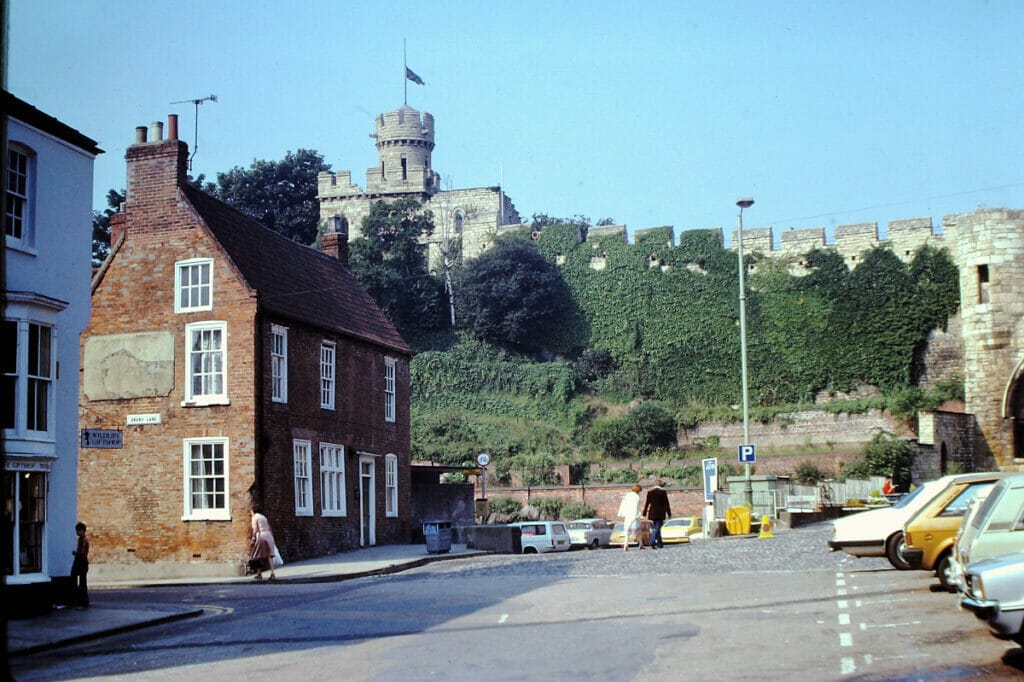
[349,198,446,342]
[455,236,576,355]
[91,189,124,267]
[208,149,330,244]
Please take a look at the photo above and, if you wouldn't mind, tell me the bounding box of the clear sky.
[8,0,1024,243]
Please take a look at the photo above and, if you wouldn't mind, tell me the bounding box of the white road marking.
[859,621,920,630]
[837,599,848,609]
[839,632,853,647]
[840,657,856,675]
[838,613,850,625]
[498,614,508,624]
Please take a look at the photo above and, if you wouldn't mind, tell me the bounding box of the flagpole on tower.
[403,38,408,105]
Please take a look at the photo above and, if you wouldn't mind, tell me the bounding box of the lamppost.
[736,197,754,505]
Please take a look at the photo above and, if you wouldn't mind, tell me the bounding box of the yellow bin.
[725,506,752,535]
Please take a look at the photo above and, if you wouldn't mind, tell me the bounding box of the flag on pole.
[405,67,425,86]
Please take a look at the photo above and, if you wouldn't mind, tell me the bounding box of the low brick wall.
[486,484,708,522]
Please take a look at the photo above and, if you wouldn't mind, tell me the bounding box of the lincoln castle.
[317,103,1024,473]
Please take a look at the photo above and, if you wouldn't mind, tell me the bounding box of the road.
[11,524,1024,681]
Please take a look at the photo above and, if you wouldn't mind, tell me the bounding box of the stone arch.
[1002,357,1024,460]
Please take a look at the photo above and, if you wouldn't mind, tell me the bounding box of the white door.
[359,456,376,546]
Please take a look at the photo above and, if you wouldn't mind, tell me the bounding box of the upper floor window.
[184,321,227,405]
[5,144,33,248]
[320,341,336,410]
[384,357,396,423]
[271,325,288,403]
[385,453,398,517]
[175,258,213,313]
[2,319,54,436]
[182,437,230,520]
[977,264,990,304]
[293,439,313,516]
[320,443,346,516]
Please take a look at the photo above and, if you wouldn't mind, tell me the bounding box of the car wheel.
[523,547,537,554]
[590,539,600,550]
[935,552,954,592]
[886,531,912,570]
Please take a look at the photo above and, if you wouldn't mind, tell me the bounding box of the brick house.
[4,91,101,613]
[79,116,412,580]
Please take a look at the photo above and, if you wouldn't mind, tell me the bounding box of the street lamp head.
[736,197,755,209]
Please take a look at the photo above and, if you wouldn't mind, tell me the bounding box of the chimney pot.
[150,121,164,142]
[135,126,148,144]
[167,114,179,141]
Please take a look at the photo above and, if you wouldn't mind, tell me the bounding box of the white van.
[510,521,571,554]
[951,474,1024,591]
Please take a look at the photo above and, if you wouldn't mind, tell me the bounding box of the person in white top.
[617,484,643,551]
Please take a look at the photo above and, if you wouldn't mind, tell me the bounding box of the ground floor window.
[4,468,47,575]
[183,437,230,520]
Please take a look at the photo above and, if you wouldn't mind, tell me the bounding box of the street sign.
[702,457,718,502]
[81,429,123,449]
[462,468,483,476]
[476,453,490,467]
[738,444,756,463]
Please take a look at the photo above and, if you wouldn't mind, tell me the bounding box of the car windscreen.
[892,484,928,509]
[972,481,1009,530]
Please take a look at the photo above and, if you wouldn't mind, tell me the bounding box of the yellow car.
[902,472,1012,590]
[660,516,702,544]
[610,519,652,547]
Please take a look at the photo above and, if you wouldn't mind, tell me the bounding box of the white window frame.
[183,321,228,405]
[3,315,57,440]
[385,453,398,517]
[320,341,336,410]
[293,439,313,516]
[384,357,396,423]
[271,325,288,403]
[320,443,347,517]
[5,143,34,250]
[174,258,214,313]
[182,437,230,521]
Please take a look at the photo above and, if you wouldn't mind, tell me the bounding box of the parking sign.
[738,444,756,463]
[702,458,718,502]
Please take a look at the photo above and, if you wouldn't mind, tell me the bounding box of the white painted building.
[4,91,101,612]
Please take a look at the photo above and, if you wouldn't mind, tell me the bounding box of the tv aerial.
[171,94,218,170]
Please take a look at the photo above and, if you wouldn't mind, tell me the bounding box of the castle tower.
[366,105,438,197]
[946,209,1024,468]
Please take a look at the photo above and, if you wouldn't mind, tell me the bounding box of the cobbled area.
[412,522,893,579]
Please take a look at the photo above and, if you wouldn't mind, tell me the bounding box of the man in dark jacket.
[642,481,672,548]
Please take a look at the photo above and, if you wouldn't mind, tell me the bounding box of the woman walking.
[249,509,278,581]
[618,484,643,551]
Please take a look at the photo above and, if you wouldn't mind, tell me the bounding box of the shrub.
[560,502,596,520]
[841,429,916,490]
[793,461,830,485]
[488,496,522,518]
[533,497,564,520]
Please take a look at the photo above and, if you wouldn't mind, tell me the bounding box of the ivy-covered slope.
[410,227,961,476]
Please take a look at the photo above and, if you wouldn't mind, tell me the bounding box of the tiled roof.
[3,90,103,155]
[185,186,411,355]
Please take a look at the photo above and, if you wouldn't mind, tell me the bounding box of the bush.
[533,497,564,520]
[793,461,830,485]
[841,429,915,490]
[588,401,677,458]
[488,496,522,518]
[560,502,596,520]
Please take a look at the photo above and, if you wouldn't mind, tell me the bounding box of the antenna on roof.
[170,94,218,171]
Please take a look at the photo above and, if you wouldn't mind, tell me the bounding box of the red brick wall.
[486,484,708,521]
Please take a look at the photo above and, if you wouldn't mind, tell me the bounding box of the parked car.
[946,488,996,594]
[901,472,1011,590]
[567,518,614,549]
[660,516,702,544]
[610,519,653,547]
[960,550,1024,646]
[510,521,572,554]
[950,474,1024,592]
[830,475,977,569]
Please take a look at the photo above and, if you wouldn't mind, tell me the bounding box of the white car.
[950,474,1024,592]
[510,521,572,554]
[829,477,950,569]
[567,518,614,549]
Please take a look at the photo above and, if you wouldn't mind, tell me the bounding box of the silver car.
[568,518,614,549]
[960,550,1024,646]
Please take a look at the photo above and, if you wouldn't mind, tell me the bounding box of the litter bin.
[423,520,452,554]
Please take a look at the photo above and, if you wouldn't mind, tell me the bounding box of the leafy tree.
[455,236,576,355]
[91,189,124,267]
[207,149,330,244]
[841,429,916,490]
[349,198,446,342]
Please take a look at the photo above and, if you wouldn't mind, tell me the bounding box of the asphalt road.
[11,523,1024,681]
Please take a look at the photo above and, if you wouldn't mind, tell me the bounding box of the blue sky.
[8,1,1024,242]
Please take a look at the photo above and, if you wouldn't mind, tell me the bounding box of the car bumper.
[961,594,1024,639]
[902,548,924,569]
[828,539,885,556]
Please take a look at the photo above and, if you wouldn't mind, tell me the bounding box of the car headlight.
[968,574,984,600]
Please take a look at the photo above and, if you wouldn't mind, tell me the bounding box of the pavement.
[8,542,485,656]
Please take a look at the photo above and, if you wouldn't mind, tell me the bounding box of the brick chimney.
[124,114,188,215]
[322,215,350,265]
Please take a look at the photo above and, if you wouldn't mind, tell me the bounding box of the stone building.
[4,91,101,614]
[79,115,413,580]
[317,104,522,268]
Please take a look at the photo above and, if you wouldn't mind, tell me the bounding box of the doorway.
[359,456,376,546]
